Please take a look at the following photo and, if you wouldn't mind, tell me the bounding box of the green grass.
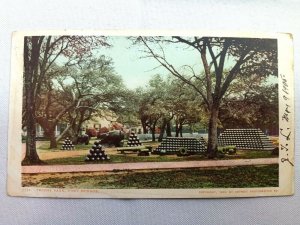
[44,156,87,165]
[44,154,206,165]
[43,149,276,165]
[37,142,92,152]
[22,164,279,189]
[235,150,276,159]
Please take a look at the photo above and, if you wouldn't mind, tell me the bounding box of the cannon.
[98,130,125,147]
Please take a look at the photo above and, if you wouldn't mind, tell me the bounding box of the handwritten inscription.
[279,74,294,167]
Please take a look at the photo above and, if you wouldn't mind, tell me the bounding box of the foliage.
[61,57,125,131]
[219,75,278,132]
[134,75,207,140]
[23,35,110,163]
[98,127,109,134]
[86,128,98,137]
[133,36,278,158]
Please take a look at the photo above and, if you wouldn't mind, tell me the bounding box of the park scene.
[22,35,279,189]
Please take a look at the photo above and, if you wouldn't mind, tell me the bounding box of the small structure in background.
[60,137,75,150]
[85,141,110,162]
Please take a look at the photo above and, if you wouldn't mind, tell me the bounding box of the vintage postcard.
[7,30,294,198]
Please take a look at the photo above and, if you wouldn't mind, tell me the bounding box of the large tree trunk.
[43,127,58,149]
[49,129,57,149]
[166,121,172,137]
[175,122,179,137]
[22,88,42,165]
[150,122,157,142]
[37,118,58,149]
[22,37,44,165]
[179,123,183,137]
[207,104,219,159]
[70,124,81,144]
[158,119,167,142]
[151,127,156,141]
[141,117,148,134]
[175,121,183,137]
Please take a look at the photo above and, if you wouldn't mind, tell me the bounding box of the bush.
[99,127,109,134]
[86,128,98,137]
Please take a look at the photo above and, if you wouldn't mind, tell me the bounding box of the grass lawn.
[22,164,279,189]
[34,139,277,165]
[42,150,277,165]
[37,141,91,152]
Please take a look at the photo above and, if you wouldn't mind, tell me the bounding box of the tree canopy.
[133,36,277,157]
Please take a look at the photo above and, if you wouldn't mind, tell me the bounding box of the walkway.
[22,158,278,174]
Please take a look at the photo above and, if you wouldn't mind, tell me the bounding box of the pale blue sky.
[96,36,202,89]
[90,36,277,90]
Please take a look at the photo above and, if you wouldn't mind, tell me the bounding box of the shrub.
[86,128,98,137]
[99,127,109,134]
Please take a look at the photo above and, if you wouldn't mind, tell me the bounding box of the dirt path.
[22,158,278,174]
[22,143,139,160]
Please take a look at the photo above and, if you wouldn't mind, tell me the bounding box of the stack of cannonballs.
[60,137,75,150]
[127,132,142,146]
[85,141,110,162]
[200,137,207,147]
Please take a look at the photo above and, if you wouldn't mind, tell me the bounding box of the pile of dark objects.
[85,141,110,162]
[60,137,75,150]
[127,132,142,146]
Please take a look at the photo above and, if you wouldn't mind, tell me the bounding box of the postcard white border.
[7,30,294,198]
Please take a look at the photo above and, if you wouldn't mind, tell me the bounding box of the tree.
[135,75,172,141]
[134,75,207,141]
[115,89,142,131]
[135,36,277,158]
[42,56,126,147]
[22,36,109,165]
[35,64,74,148]
[167,79,206,137]
[219,75,278,134]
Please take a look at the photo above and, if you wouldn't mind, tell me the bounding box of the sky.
[58,36,277,90]
[96,36,202,90]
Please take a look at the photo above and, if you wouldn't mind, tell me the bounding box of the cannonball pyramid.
[199,136,207,147]
[218,128,274,150]
[85,141,110,162]
[155,137,207,154]
[127,132,142,146]
[60,137,75,150]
